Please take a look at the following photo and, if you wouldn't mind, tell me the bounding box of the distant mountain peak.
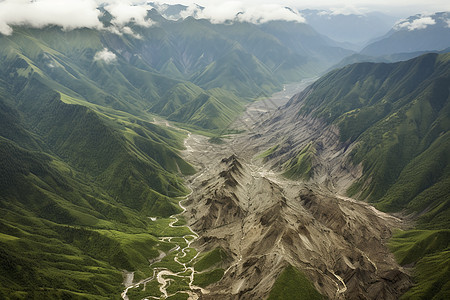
[361,11,450,56]
[393,12,450,31]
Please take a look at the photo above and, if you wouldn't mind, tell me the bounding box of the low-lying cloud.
[317,5,368,16]
[94,48,117,62]
[0,0,308,36]
[0,0,102,35]
[0,0,156,35]
[1,1,448,36]
[105,1,154,27]
[179,2,305,24]
[395,15,436,31]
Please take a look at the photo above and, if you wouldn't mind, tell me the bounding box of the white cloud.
[156,0,450,14]
[94,48,117,62]
[179,2,305,24]
[104,1,154,27]
[0,0,449,35]
[122,26,143,38]
[0,0,102,35]
[447,19,450,28]
[395,15,436,31]
[323,5,368,16]
[237,4,305,23]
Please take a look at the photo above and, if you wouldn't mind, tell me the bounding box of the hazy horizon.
[1,0,449,36]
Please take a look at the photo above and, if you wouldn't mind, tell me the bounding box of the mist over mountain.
[361,12,450,56]
[0,1,449,299]
[300,9,397,46]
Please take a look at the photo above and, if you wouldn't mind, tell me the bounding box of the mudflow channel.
[181,78,412,300]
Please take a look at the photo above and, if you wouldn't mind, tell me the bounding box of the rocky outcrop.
[181,80,411,299]
[184,150,411,299]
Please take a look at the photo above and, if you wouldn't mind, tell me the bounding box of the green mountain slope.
[0,52,197,298]
[1,11,354,131]
[293,52,450,298]
[167,88,245,130]
[0,11,355,298]
[192,49,280,98]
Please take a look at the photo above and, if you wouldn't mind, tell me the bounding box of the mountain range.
[251,52,450,299]
[361,12,450,56]
[0,4,449,300]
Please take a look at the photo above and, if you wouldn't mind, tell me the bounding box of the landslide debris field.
[181,81,412,299]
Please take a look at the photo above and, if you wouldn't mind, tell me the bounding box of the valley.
[121,193,203,300]
[178,81,411,299]
[120,80,318,300]
[0,3,449,299]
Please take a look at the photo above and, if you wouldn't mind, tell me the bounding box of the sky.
[0,0,449,35]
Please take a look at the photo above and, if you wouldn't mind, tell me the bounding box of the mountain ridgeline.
[0,5,449,299]
[0,57,197,298]
[257,52,449,299]
[0,10,353,299]
[0,9,352,131]
[361,12,450,56]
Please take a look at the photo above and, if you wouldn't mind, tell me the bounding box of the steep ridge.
[181,53,450,299]
[1,9,353,131]
[182,134,410,299]
[0,11,352,298]
[242,53,450,298]
[0,54,199,298]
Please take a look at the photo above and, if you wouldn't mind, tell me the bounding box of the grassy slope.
[167,88,246,130]
[282,142,316,180]
[0,52,196,298]
[191,248,228,288]
[191,49,280,98]
[295,53,450,298]
[268,265,324,300]
[0,17,352,299]
[1,16,353,132]
[193,247,229,272]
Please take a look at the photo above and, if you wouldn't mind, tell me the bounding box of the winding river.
[121,197,207,300]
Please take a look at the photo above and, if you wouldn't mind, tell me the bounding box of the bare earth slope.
[181,81,412,299]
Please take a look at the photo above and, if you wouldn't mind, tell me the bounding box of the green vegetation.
[283,142,316,180]
[167,292,190,300]
[127,280,161,299]
[401,250,450,299]
[268,265,324,300]
[389,230,450,265]
[178,248,198,264]
[194,248,229,272]
[3,9,443,300]
[193,268,224,287]
[192,49,280,98]
[0,13,353,133]
[297,53,450,216]
[295,53,450,300]
[390,230,450,299]
[259,144,280,159]
[166,89,246,130]
[0,42,199,297]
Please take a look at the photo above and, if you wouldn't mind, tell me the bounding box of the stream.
[121,196,207,300]
[121,78,322,299]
